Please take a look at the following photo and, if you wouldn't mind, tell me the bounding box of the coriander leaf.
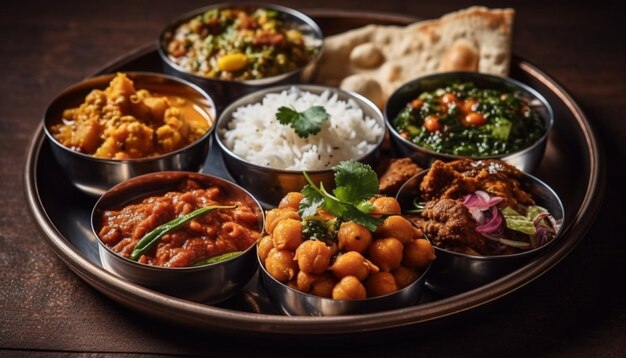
[316,182,346,218]
[342,205,381,232]
[299,184,324,218]
[298,161,382,231]
[332,161,379,203]
[275,105,329,138]
[356,200,375,214]
[276,106,300,125]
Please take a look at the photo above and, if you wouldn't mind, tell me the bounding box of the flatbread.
[314,6,515,108]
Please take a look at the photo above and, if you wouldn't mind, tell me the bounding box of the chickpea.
[371,197,401,216]
[257,235,274,264]
[403,239,436,270]
[330,251,379,281]
[294,240,332,274]
[337,221,373,254]
[412,225,425,240]
[310,272,336,298]
[264,248,298,283]
[272,218,303,251]
[296,271,317,293]
[278,192,304,211]
[316,208,336,221]
[264,208,300,234]
[365,272,398,297]
[332,276,367,300]
[368,237,403,272]
[287,279,299,290]
[392,266,420,289]
[377,216,414,244]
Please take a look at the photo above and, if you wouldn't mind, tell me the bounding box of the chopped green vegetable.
[192,251,242,266]
[298,160,382,231]
[502,206,536,235]
[491,117,512,140]
[276,105,329,138]
[393,81,545,156]
[302,218,340,246]
[502,205,550,236]
[130,205,236,261]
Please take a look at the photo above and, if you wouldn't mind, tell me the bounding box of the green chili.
[130,205,236,261]
[191,251,242,267]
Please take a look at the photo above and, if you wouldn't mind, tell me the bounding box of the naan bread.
[314,6,515,108]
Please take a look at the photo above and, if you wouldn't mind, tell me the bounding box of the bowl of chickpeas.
[257,191,436,316]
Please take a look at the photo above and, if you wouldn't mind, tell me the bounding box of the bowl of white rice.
[216,85,385,206]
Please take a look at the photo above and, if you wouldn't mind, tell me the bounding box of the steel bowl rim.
[384,71,555,160]
[43,71,217,164]
[396,167,566,261]
[157,2,324,86]
[90,170,265,272]
[215,83,386,174]
[257,242,433,306]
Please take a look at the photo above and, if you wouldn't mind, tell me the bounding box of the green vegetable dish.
[393,81,546,156]
[164,7,320,80]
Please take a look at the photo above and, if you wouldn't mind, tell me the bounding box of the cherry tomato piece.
[464,112,486,126]
[424,115,441,132]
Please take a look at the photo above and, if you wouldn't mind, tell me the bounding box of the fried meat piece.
[420,160,476,201]
[475,172,534,208]
[421,198,486,254]
[379,157,422,196]
[448,159,523,179]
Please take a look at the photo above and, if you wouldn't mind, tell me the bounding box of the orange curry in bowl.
[97,178,262,267]
[49,73,211,159]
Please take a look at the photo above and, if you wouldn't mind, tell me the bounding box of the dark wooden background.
[1,0,624,356]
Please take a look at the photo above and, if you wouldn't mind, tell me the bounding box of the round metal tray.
[24,10,604,337]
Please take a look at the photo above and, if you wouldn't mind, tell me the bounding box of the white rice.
[220,87,384,170]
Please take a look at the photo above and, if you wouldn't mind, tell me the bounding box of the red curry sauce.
[98,179,262,267]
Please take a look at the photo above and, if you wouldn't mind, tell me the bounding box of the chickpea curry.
[50,73,210,159]
[164,7,319,80]
[258,161,436,300]
[98,178,262,267]
[393,81,546,157]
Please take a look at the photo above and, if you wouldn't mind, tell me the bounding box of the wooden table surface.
[1,0,624,356]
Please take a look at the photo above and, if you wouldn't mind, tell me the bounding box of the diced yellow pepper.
[217,53,248,72]
[286,29,302,43]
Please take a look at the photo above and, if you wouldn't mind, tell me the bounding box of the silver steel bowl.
[43,72,216,197]
[91,171,264,303]
[385,72,554,172]
[396,168,565,296]
[258,248,431,316]
[157,2,324,110]
[215,84,386,206]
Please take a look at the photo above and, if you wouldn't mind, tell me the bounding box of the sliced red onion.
[462,190,504,211]
[499,238,531,249]
[476,206,503,234]
[468,207,485,224]
[481,232,530,249]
